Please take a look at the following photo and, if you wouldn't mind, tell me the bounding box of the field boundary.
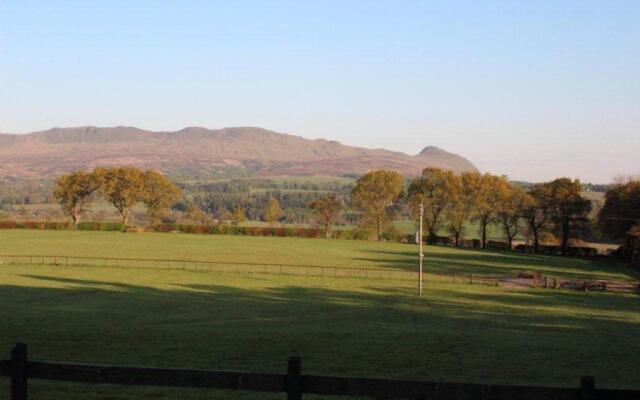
[0,253,487,283]
[1,254,638,293]
[2,343,638,400]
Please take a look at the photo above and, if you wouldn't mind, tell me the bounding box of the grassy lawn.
[0,263,639,399]
[0,230,636,281]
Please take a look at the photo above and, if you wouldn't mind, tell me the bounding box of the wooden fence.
[1,254,638,293]
[1,344,638,399]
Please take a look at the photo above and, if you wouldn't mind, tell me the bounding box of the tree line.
[346,169,594,254]
[53,167,181,229]
[50,167,640,253]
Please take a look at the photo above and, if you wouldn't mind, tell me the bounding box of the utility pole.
[418,199,424,296]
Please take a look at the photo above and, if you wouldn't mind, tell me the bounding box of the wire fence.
[0,254,501,285]
[1,254,637,292]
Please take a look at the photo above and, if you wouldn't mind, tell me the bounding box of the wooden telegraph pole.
[418,200,424,296]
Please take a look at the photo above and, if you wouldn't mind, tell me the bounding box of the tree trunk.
[561,217,570,256]
[376,213,382,241]
[528,217,539,254]
[72,213,80,228]
[427,226,437,245]
[504,223,515,251]
[325,222,330,239]
[72,204,81,228]
[481,223,487,249]
[122,210,130,231]
[455,232,460,247]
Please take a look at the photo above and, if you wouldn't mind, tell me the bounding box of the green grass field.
[0,230,636,281]
[1,230,639,399]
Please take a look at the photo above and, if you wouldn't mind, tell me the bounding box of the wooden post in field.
[11,343,28,400]
[580,376,595,400]
[418,200,424,296]
[287,357,302,400]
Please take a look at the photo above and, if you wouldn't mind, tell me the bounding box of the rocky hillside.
[0,126,478,178]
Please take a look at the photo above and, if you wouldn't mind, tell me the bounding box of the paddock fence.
[1,344,638,400]
[1,254,638,293]
[0,254,501,283]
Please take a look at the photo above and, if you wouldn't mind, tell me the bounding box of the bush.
[332,229,372,241]
[515,244,534,253]
[432,236,454,246]
[567,246,598,258]
[77,222,123,231]
[381,226,404,242]
[45,221,71,230]
[0,221,18,229]
[486,240,510,250]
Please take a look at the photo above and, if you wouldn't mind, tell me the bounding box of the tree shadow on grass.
[354,247,639,281]
[1,272,640,397]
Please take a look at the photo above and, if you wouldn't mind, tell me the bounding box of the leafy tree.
[232,207,246,225]
[407,168,456,243]
[351,170,404,240]
[445,173,474,247]
[263,196,283,226]
[309,194,343,238]
[599,180,640,240]
[466,172,510,248]
[547,178,591,255]
[142,170,181,223]
[101,167,147,228]
[17,206,29,219]
[53,170,104,227]
[496,184,529,250]
[184,204,210,225]
[523,184,553,254]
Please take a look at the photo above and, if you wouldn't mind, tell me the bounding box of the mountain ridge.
[0,126,478,178]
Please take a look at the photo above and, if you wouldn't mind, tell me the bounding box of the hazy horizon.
[1,1,638,183]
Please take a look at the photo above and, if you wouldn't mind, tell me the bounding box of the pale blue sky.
[1,1,638,182]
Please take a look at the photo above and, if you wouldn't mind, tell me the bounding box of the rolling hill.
[0,126,478,178]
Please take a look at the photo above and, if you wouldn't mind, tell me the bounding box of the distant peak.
[418,145,443,155]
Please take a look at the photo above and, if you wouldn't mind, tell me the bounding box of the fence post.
[580,376,595,400]
[11,343,28,400]
[287,357,302,400]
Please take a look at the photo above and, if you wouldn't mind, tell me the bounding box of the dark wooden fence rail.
[1,344,639,400]
[2,254,638,293]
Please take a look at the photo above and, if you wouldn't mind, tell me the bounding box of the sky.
[0,1,638,183]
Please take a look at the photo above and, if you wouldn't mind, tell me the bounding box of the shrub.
[333,229,372,241]
[486,240,510,250]
[432,236,454,246]
[45,221,71,230]
[0,221,18,229]
[381,226,404,242]
[514,244,534,253]
[567,246,598,258]
[77,222,123,231]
